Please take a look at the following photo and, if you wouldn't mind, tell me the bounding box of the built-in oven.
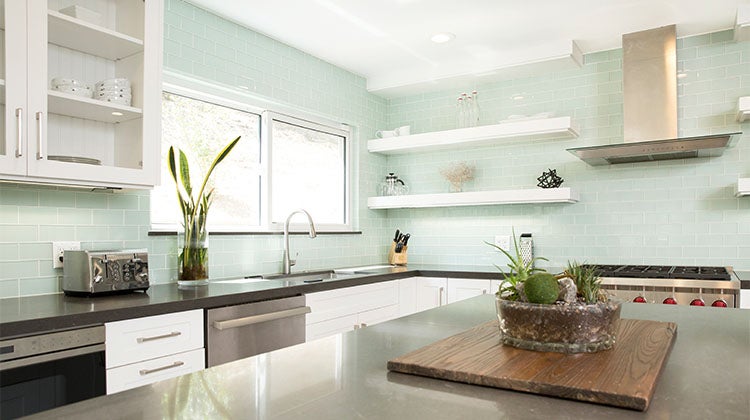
[0,326,106,419]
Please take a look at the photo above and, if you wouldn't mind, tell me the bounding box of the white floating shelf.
[48,90,142,123]
[48,10,144,60]
[0,79,5,105]
[368,117,579,155]
[367,187,579,209]
[737,178,750,197]
[737,96,750,122]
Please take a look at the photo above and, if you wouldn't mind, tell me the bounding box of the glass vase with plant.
[169,136,240,285]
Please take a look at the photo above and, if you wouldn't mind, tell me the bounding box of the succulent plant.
[561,261,605,304]
[487,229,548,301]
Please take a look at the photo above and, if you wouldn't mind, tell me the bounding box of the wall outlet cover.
[52,241,80,269]
[494,235,511,252]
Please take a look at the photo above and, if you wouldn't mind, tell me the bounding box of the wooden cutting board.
[387,318,677,411]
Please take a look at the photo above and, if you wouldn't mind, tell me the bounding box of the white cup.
[376,130,398,138]
[395,125,411,136]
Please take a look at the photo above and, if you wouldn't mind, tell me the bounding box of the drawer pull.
[136,331,181,343]
[213,306,311,330]
[139,361,184,376]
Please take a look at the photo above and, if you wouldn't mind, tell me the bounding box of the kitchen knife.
[394,229,400,243]
[402,233,410,246]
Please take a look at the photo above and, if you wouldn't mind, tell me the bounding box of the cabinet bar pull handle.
[439,287,445,306]
[139,361,184,376]
[213,306,311,330]
[15,108,23,157]
[35,112,44,160]
[136,331,181,343]
[483,289,487,294]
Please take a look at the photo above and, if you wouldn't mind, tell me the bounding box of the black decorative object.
[537,168,564,188]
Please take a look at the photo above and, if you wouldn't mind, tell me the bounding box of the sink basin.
[212,277,269,285]
[262,270,357,283]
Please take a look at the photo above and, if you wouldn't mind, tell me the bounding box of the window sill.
[148,230,363,236]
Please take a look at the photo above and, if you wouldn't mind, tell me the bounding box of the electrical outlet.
[52,241,80,269]
[494,235,511,252]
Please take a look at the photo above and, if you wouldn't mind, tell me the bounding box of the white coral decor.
[440,162,475,192]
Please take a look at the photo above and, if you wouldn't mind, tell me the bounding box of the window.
[151,87,352,232]
[268,114,349,226]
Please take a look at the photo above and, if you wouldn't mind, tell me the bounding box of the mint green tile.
[18,206,57,224]
[0,206,19,224]
[109,226,139,240]
[19,243,49,259]
[1,225,38,242]
[58,208,92,224]
[38,226,75,241]
[75,193,108,209]
[0,261,38,279]
[0,244,19,260]
[107,193,140,210]
[93,209,124,225]
[39,190,76,207]
[0,189,38,206]
[19,276,59,295]
[709,30,733,43]
[75,226,111,241]
[0,279,19,298]
[123,211,148,226]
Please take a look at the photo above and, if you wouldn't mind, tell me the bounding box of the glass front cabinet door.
[0,0,163,189]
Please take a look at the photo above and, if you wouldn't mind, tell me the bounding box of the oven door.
[0,327,106,419]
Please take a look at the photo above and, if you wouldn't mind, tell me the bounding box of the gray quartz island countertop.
[27,295,750,419]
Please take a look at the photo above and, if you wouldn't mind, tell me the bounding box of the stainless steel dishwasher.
[206,295,310,367]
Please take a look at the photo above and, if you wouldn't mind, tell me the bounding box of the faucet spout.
[283,209,317,274]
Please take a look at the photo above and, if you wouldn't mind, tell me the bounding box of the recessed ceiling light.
[111,111,123,116]
[430,32,456,44]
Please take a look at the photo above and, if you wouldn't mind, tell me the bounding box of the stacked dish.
[51,78,93,98]
[95,78,132,106]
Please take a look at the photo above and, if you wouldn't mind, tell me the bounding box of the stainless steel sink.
[262,270,357,283]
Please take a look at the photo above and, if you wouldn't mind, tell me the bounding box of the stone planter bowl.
[496,296,622,353]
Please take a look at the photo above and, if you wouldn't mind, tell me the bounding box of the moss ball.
[524,273,559,304]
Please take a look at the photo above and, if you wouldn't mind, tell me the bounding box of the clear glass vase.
[177,219,209,286]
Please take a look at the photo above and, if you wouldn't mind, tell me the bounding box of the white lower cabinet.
[741,290,749,309]
[306,281,400,341]
[415,277,448,311]
[105,348,204,395]
[104,309,205,394]
[446,278,493,304]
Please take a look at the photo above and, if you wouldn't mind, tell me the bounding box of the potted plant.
[490,234,621,353]
[168,136,240,286]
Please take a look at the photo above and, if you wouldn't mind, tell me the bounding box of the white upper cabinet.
[0,0,163,189]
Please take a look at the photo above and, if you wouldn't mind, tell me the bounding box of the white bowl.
[96,78,130,87]
[51,77,89,88]
[52,85,94,98]
[99,96,132,106]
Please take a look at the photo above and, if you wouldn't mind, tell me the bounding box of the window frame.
[152,75,354,234]
[262,111,353,233]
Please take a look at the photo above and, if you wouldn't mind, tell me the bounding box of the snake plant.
[168,136,240,280]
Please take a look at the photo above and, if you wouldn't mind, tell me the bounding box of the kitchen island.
[27,295,750,419]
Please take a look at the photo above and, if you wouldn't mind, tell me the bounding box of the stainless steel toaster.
[63,250,149,296]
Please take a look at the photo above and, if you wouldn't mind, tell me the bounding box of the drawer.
[106,348,204,394]
[306,313,359,342]
[358,303,400,327]
[105,309,203,368]
[306,281,398,325]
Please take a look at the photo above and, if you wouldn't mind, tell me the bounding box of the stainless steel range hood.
[568,25,740,166]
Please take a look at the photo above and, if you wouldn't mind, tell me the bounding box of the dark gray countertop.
[27,295,750,419]
[735,270,750,289]
[0,264,504,339]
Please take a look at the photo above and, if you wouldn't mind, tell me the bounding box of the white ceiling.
[187,0,747,97]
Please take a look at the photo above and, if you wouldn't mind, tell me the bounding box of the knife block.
[388,242,408,266]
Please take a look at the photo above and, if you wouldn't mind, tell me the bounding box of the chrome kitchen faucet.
[283,209,317,274]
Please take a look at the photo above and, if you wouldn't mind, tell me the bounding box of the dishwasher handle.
[212,306,311,330]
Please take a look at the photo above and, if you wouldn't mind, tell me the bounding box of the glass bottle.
[471,90,480,126]
[456,97,464,128]
[461,93,469,128]
[465,96,474,127]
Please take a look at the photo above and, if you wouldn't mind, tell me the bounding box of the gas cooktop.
[583,265,732,281]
